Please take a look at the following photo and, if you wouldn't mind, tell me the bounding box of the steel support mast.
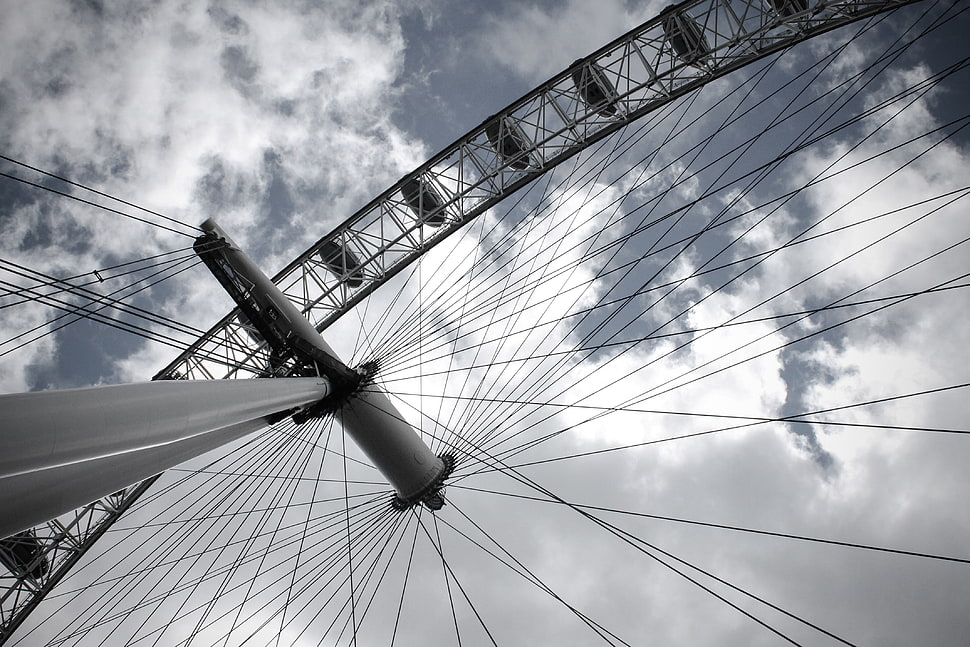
[0,378,331,539]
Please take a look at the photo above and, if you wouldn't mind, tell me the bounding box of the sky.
[1,1,969,646]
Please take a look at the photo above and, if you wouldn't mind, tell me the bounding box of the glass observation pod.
[571,59,618,117]
[318,239,364,288]
[0,531,50,581]
[485,116,534,170]
[766,0,809,18]
[660,6,711,66]
[401,176,447,226]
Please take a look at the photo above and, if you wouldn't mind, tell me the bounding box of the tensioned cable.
[0,245,210,310]
[0,256,209,339]
[341,420,359,647]
[364,25,960,384]
[200,500,397,643]
[130,499,397,647]
[270,505,403,647]
[362,374,952,642]
[212,8,960,647]
[338,509,416,646]
[196,475,398,645]
[602,168,970,414]
[434,113,654,458]
[457,383,970,482]
[39,419,315,645]
[17,5,960,647]
[388,391,970,437]
[104,489,389,535]
[0,242,261,370]
[424,513,462,646]
[428,511,501,647]
[367,91,726,368]
[216,497,405,646]
[102,419,321,647]
[450,484,970,565]
[181,418,328,647]
[390,507,422,647]
[371,93,970,382]
[377,187,969,395]
[366,96,700,460]
[417,511,503,647]
[87,422,350,640]
[464,7,968,450]
[282,15,968,644]
[361,85,694,365]
[451,42,829,454]
[361,2,922,368]
[38,430,389,612]
[382,280,970,384]
[428,122,638,455]
[371,121,970,386]
[0,154,202,236]
[443,499,632,646]
[440,416,853,645]
[165,467,385,486]
[0,171,197,239]
[368,18,865,359]
[364,5,960,456]
[278,414,335,647]
[454,81,717,456]
[0,244,260,369]
[45,493,396,646]
[469,77,969,459]
[461,14,965,454]
[471,266,970,470]
[0,259,206,358]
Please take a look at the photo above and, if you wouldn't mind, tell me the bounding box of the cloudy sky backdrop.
[2,1,969,646]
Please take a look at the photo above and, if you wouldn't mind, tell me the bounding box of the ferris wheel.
[1,0,969,645]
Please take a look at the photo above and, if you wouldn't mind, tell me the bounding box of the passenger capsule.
[571,60,618,117]
[318,240,364,288]
[401,177,446,226]
[661,8,710,66]
[0,531,50,581]
[485,117,533,170]
[765,0,808,18]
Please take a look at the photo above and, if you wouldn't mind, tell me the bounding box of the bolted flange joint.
[392,452,456,512]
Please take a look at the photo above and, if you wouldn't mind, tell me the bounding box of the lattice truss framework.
[1,0,918,641]
[155,0,914,383]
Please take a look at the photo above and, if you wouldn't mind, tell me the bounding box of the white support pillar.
[0,378,328,538]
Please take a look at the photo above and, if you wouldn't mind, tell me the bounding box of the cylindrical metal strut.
[195,220,449,508]
[0,377,329,538]
[338,386,446,504]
